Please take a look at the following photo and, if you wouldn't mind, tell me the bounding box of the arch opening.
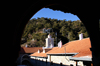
[3,1,98,66]
[17,3,92,66]
[21,6,89,47]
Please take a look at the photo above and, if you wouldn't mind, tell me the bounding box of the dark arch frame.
[22,60,30,65]
[5,0,98,66]
[21,54,30,59]
[21,54,30,65]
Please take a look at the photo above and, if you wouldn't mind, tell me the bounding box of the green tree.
[68,31,76,41]
[44,23,51,28]
[71,21,81,32]
[21,17,88,47]
[60,26,67,36]
[53,21,59,30]
[39,33,48,41]
[59,21,65,27]
[37,22,43,29]
[84,32,89,38]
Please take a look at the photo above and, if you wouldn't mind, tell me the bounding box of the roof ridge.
[62,37,90,46]
[68,37,89,42]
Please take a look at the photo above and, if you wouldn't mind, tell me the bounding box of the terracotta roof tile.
[45,49,52,52]
[30,52,47,57]
[30,38,92,58]
[30,47,58,57]
[20,47,42,53]
[47,38,92,57]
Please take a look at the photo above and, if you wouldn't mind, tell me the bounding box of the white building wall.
[30,56,35,59]
[47,55,51,62]
[30,56,84,66]
[50,56,71,65]
[70,60,77,66]
[30,56,47,61]
[77,61,84,66]
[50,55,84,66]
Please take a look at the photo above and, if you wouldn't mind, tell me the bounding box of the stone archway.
[4,0,98,66]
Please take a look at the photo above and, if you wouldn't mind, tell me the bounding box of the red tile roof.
[30,48,52,57]
[45,49,52,52]
[30,38,92,58]
[30,52,47,57]
[47,38,92,57]
[30,47,58,57]
[20,47,42,54]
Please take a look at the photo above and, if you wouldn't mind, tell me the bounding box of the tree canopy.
[21,17,89,47]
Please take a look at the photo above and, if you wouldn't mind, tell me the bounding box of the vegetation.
[21,17,89,47]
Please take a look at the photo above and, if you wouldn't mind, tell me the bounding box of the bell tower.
[45,34,54,48]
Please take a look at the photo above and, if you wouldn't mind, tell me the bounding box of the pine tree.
[68,31,76,41]
[21,17,88,47]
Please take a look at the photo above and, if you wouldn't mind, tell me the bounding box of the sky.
[30,8,80,21]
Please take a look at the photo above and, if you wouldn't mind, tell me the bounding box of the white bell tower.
[45,34,54,48]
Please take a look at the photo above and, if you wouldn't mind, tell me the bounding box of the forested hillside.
[21,17,89,47]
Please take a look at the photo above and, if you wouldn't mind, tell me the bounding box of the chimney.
[38,50,40,53]
[43,49,45,53]
[25,44,27,47]
[48,34,51,38]
[79,33,83,40]
[58,40,62,48]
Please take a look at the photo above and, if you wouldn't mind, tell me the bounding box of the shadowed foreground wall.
[2,0,99,66]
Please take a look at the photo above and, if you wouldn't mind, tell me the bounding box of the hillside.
[21,17,89,47]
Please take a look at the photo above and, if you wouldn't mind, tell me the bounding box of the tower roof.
[48,34,51,38]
